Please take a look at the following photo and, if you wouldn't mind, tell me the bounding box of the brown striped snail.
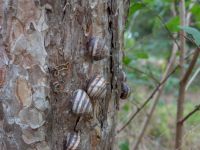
[120,82,131,99]
[72,89,92,115]
[87,75,107,99]
[65,132,80,150]
[87,37,109,61]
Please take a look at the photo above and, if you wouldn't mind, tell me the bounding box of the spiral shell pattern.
[120,82,131,99]
[87,75,107,99]
[65,132,80,150]
[88,37,109,61]
[72,89,92,114]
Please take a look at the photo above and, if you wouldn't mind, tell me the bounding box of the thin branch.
[175,0,186,148]
[126,1,180,51]
[178,104,200,124]
[117,32,199,136]
[141,3,181,50]
[116,65,178,135]
[180,33,199,48]
[186,66,200,90]
[133,38,178,150]
[186,1,196,26]
[182,48,200,83]
[126,66,159,83]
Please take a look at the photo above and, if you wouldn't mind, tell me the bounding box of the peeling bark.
[0,0,128,149]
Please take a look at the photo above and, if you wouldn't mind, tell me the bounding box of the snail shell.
[65,132,80,150]
[87,37,109,61]
[118,70,127,82]
[120,82,131,99]
[87,75,107,99]
[72,89,92,114]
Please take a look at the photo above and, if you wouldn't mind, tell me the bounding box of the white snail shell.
[87,75,107,99]
[120,82,131,99]
[65,132,80,150]
[88,37,109,61]
[72,89,92,114]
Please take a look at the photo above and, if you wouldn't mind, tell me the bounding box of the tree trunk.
[0,0,128,150]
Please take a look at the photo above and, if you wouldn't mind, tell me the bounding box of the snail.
[72,89,92,115]
[87,75,107,99]
[87,37,109,61]
[65,132,80,150]
[120,82,131,99]
[118,70,127,82]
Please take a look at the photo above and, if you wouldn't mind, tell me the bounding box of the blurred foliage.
[119,140,130,150]
[117,0,200,149]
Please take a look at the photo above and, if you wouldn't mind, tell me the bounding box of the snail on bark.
[118,70,127,82]
[87,37,109,61]
[72,89,92,115]
[87,75,107,99]
[64,132,80,150]
[120,82,131,99]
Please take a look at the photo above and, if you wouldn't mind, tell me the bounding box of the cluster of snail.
[72,74,107,115]
[64,37,131,150]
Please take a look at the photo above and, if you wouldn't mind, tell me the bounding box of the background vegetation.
[115,0,200,149]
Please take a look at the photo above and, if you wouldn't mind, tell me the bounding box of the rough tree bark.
[0,0,129,150]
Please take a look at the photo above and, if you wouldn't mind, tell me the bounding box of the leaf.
[119,140,129,150]
[129,2,145,16]
[166,16,180,32]
[179,26,200,46]
[123,56,132,65]
[190,4,200,17]
[135,51,149,59]
[123,104,130,112]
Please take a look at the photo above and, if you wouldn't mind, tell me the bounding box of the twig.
[186,66,200,90]
[141,3,181,50]
[175,0,186,149]
[133,36,178,150]
[126,66,159,83]
[126,1,180,51]
[117,28,199,138]
[116,65,178,135]
[178,105,200,124]
[180,33,199,48]
[182,48,200,83]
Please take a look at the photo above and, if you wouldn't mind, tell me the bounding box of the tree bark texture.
[0,0,129,150]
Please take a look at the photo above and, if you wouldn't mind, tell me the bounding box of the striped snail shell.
[87,75,107,99]
[65,132,80,150]
[87,37,109,61]
[72,89,92,114]
[120,82,131,99]
[118,70,127,82]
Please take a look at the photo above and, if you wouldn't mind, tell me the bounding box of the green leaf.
[166,16,180,32]
[119,140,129,150]
[122,104,130,112]
[135,51,149,59]
[179,26,200,46]
[190,4,200,17]
[129,2,145,16]
[123,56,132,65]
